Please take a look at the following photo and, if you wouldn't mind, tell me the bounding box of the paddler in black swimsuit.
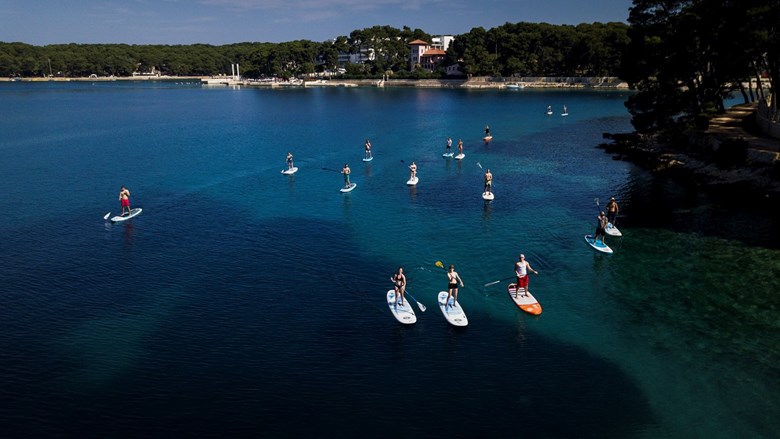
[390,267,406,306]
[444,264,464,308]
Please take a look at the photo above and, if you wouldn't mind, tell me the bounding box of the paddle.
[476,162,483,169]
[483,276,515,287]
[404,290,426,312]
[103,212,111,220]
[322,167,341,173]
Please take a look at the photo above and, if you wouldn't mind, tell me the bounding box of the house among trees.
[409,37,453,71]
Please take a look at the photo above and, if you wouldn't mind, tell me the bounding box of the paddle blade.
[483,280,502,287]
[103,212,111,220]
[435,261,444,268]
[416,301,426,312]
[476,162,483,169]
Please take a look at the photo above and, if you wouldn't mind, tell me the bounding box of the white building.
[431,35,455,52]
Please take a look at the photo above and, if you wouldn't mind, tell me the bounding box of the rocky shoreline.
[600,103,780,204]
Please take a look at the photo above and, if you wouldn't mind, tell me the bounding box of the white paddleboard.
[507,283,542,315]
[442,152,454,158]
[362,156,373,162]
[482,192,494,201]
[454,153,465,160]
[438,291,468,327]
[281,167,298,175]
[605,222,622,237]
[585,234,613,254]
[110,208,142,222]
[561,113,569,117]
[546,110,553,115]
[340,182,357,193]
[387,290,417,324]
[407,176,418,186]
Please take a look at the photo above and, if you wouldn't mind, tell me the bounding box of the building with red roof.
[410,37,453,71]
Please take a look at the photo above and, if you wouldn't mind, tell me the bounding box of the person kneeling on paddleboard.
[515,254,538,296]
[390,267,407,306]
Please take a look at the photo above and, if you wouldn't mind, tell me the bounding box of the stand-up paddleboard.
[605,222,622,237]
[454,153,465,160]
[281,167,298,175]
[507,283,542,315]
[546,110,553,116]
[387,290,417,324]
[340,182,357,193]
[442,152,454,158]
[561,113,569,117]
[585,234,613,254]
[482,191,494,201]
[110,208,142,223]
[483,135,493,143]
[407,176,418,186]
[438,291,468,327]
[362,156,373,162]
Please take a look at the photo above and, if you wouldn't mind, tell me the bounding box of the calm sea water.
[0,81,778,438]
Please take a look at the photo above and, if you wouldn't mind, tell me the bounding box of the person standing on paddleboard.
[286,152,294,170]
[457,139,463,156]
[119,186,131,216]
[391,267,407,306]
[606,197,619,226]
[484,169,493,195]
[444,264,464,308]
[364,139,372,160]
[515,254,538,296]
[341,163,351,188]
[484,125,490,136]
[446,137,452,153]
[409,161,417,180]
[595,211,608,244]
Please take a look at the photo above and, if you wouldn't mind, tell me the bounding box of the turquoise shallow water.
[0,82,778,438]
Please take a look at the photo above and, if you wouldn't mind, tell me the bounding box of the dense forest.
[621,0,778,134]
[0,22,627,79]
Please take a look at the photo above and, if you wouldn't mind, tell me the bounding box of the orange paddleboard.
[507,283,542,315]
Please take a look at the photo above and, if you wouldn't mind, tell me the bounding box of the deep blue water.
[0,81,778,438]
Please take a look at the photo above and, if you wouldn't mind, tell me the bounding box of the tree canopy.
[447,22,629,77]
[0,22,626,79]
[621,0,778,134]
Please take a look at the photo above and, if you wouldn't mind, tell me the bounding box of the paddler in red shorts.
[514,254,538,296]
[119,186,131,216]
